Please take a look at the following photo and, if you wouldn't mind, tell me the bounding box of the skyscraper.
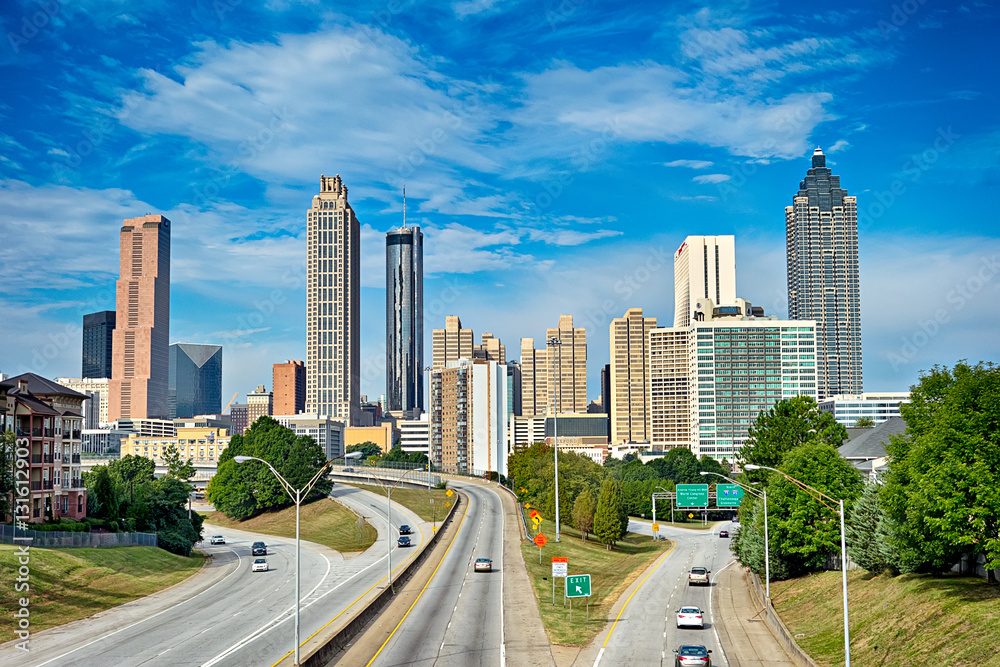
[432,315,474,369]
[609,308,657,444]
[109,214,170,421]
[168,343,222,419]
[247,384,273,429]
[520,315,588,417]
[82,311,115,378]
[386,225,423,418]
[273,360,306,415]
[673,235,736,327]
[306,175,361,423]
[786,148,862,397]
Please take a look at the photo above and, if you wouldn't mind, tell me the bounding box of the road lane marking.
[710,558,737,667]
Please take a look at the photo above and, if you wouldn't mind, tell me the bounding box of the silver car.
[676,606,704,629]
[674,645,712,666]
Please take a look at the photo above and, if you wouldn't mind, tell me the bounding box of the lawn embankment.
[204,496,376,552]
[0,545,204,643]
[771,570,1000,666]
[520,523,671,646]
[343,483,451,524]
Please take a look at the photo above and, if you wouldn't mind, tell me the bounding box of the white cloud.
[664,159,714,169]
[453,0,503,18]
[827,139,851,153]
[693,174,731,184]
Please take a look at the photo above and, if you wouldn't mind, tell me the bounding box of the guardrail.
[745,569,818,667]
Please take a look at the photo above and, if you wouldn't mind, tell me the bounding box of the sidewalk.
[714,563,797,667]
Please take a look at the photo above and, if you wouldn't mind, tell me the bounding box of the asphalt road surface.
[2,485,428,667]
[360,480,505,667]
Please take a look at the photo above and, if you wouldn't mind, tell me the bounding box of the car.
[398,525,412,535]
[676,606,704,629]
[674,645,712,666]
[210,535,226,545]
[252,541,267,556]
[688,567,710,586]
[719,530,729,538]
[474,558,492,573]
[397,535,411,547]
[251,558,268,572]
[343,467,355,473]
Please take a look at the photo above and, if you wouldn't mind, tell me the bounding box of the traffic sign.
[552,560,567,577]
[651,522,660,532]
[716,484,745,507]
[532,515,542,525]
[446,489,454,497]
[676,484,709,507]
[534,533,548,547]
[566,574,591,598]
[529,509,540,519]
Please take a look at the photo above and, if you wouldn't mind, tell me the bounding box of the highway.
[588,519,738,667]
[2,485,429,667]
[356,479,505,667]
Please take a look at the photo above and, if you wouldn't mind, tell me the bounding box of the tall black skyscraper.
[82,311,116,378]
[386,222,423,418]
[785,147,862,397]
[168,343,223,419]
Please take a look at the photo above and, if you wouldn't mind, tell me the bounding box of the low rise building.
[273,413,346,460]
[818,392,910,426]
[398,413,430,456]
[122,426,231,465]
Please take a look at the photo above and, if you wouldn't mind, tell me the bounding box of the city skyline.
[1,1,998,405]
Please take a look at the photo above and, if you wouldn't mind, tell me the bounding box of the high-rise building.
[168,343,222,419]
[786,147,862,397]
[673,235,736,328]
[229,403,248,435]
[648,327,692,450]
[520,315,588,417]
[519,338,548,417]
[273,360,306,416]
[306,174,361,424]
[82,311,115,379]
[109,214,170,421]
[386,225,423,418]
[430,359,508,476]
[246,385,273,429]
[54,377,110,428]
[609,308,657,444]
[474,333,506,364]
[432,315,474,369]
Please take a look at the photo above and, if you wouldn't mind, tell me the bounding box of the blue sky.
[1,0,998,407]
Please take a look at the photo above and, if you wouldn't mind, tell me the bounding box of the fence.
[0,524,158,548]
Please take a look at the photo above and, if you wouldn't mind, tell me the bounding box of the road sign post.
[552,557,567,604]
[534,533,547,564]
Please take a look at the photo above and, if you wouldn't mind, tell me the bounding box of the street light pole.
[546,337,564,542]
[745,463,850,667]
[370,467,424,591]
[234,450,362,666]
[700,471,769,599]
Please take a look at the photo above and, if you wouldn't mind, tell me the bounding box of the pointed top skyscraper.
[785,147,862,398]
[385,189,423,419]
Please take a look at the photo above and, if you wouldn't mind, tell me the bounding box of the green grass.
[203,496,376,552]
[0,545,204,643]
[771,570,1000,666]
[344,483,452,523]
[520,521,671,646]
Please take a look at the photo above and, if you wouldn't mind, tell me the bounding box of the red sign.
[529,509,540,519]
[552,557,568,563]
[534,533,548,547]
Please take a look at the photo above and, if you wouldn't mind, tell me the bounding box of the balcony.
[70,479,82,489]
[43,454,54,463]
[31,454,42,464]
[71,430,81,440]
[72,454,81,463]
[30,481,41,491]
[43,480,54,490]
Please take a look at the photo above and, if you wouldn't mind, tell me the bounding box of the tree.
[84,465,121,520]
[740,396,848,481]
[163,444,196,482]
[572,488,596,541]
[846,482,890,574]
[107,455,156,503]
[762,443,864,578]
[593,478,628,549]
[732,494,793,582]
[348,441,382,459]
[880,361,1000,582]
[0,430,14,522]
[853,417,876,428]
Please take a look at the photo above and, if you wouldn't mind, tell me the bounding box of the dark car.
[252,541,267,556]
[397,535,411,547]
[399,525,412,535]
[674,644,712,666]
[719,530,729,538]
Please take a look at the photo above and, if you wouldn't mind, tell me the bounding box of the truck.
[688,566,710,586]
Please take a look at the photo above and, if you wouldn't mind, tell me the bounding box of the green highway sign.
[716,484,745,507]
[676,484,709,508]
[566,574,591,598]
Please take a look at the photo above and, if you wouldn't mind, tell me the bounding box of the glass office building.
[168,343,222,419]
[386,225,423,418]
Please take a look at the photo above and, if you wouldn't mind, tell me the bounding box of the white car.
[474,558,492,573]
[252,558,269,572]
[676,606,705,629]
[210,535,225,545]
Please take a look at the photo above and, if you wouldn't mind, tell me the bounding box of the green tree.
[107,455,156,503]
[740,396,848,480]
[0,430,14,521]
[853,416,876,428]
[572,488,596,542]
[763,443,864,578]
[348,441,382,459]
[84,465,121,520]
[880,361,1000,582]
[163,444,196,482]
[846,482,889,574]
[593,478,628,550]
[731,493,793,582]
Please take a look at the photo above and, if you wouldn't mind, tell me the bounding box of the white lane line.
[710,558,738,667]
[594,646,606,666]
[35,549,245,667]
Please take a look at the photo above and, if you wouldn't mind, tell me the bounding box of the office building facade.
[82,310,115,379]
[818,392,910,427]
[168,343,222,419]
[610,308,657,444]
[273,360,306,416]
[109,214,171,421]
[306,174,361,424]
[673,236,736,327]
[246,385,273,430]
[274,414,346,461]
[430,359,508,476]
[386,225,424,418]
[786,147,862,397]
[432,315,474,369]
[54,377,110,429]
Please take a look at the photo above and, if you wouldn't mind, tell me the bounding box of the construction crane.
[223,392,239,414]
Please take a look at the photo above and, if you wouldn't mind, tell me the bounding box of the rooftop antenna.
[402,185,406,229]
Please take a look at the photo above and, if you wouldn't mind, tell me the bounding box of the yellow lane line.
[601,540,676,649]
